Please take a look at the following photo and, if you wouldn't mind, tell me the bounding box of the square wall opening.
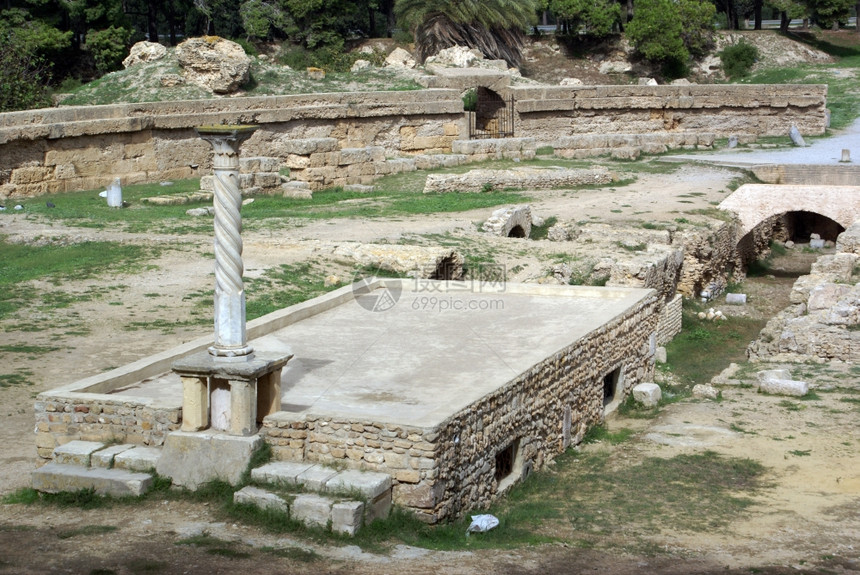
[495,438,523,493]
[602,366,624,415]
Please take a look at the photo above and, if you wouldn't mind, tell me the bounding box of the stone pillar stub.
[196,124,258,360]
[172,350,292,436]
[180,376,209,432]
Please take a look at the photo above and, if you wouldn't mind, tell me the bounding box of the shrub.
[0,37,52,111]
[720,40,758,79]
[87,26,132,75]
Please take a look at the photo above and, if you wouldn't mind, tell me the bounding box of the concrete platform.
[101,281,651,427]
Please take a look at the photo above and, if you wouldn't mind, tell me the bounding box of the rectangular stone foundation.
[35,280,659,522]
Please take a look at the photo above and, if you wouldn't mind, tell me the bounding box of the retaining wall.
[512,84,828,144]
[0,83,828,199]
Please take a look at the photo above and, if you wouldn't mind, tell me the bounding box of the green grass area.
[739,32,860,130]
[0,235,160,323]
[664,300,766,388]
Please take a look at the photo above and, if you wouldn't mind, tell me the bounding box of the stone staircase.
[31,441,159,497]
[238,461,392,536]
[31,440,392,536]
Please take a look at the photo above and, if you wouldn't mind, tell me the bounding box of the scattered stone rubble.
[747,222,860,363]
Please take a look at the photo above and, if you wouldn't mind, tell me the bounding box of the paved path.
[667,117,860,166]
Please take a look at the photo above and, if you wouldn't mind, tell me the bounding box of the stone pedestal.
[173,351,292,436]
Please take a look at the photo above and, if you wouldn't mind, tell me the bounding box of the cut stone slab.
[233,486,290,514]
[53,441,105,466]
[297,466,339,491]
[332,501,365,536]
[756,369,792,388]
[113,446,161,472]
[655,346,667,364]
[725,293,747,305]
[156,431,262,490]
[759,378,809,397]
[326,469,391,500]
[91,444,135,468]
[632,383,661,407]
[32,462,152,497]
[251,461,316,486]
[292,493,333,528]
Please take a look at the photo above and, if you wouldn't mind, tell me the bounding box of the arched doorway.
[468,87,514,139]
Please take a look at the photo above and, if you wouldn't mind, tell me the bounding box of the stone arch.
[470,87,514,139]
[718,184,860,239]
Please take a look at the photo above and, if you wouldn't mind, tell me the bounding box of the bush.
[627,0,714,78]
[720,40,758,78]
[0,37,52,111]
[87,26,132,75]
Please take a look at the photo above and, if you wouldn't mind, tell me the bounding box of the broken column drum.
[197,124,257,359]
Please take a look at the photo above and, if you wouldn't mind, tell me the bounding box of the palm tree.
[394,0,539,67]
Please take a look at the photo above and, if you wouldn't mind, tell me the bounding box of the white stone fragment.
[292,493,333,528]
[632,382,662,407]
[725,293,747,305]
[233,486,289,514]
[692,384,719,399]
[759,378,809,397]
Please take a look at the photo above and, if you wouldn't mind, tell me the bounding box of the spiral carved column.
[196,125,258,360]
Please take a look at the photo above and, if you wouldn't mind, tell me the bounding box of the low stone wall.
[34,398,181,459]
[423,166,613,193]
[552,132,716,160]
[263,287,660,523]
[512,84,828,144]
[751,164,860,186]
[0,90,465,199]
[0,83,828,199]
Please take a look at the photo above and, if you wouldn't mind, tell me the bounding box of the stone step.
[246,462,393,535]
[233,486,366,536]
[52,440,162,471]
[32,462,153,497]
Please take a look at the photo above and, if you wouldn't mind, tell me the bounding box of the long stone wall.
[263,288,660,523]
[0,83,828,199]
[0,90,465,198]
[512,84,827,143]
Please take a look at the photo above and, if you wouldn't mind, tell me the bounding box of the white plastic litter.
[466,514,499,536]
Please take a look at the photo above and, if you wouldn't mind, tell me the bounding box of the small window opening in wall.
[508,225,526,238]
[495,443,515,482]
[603,367,621,408]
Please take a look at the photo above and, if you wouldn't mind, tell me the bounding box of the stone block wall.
[0,90,465,199]
[656,294,683,345]
[34,397,181,458]
[263,289,660,523]
[0,84,826,199]
[553,132,716,160]
[512,84,828,144]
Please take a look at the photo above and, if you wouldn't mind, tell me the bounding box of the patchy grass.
[664,300,766,388]
[582,425,635,444]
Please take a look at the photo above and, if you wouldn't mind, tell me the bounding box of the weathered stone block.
[326,469,391,499]
[632,383,661,407]
[233,485,290,514]
[32,463,152,497]
[291,494,332,528]
[251,461,315,486]
[297,466,339,491]
[155,431,262,490]
[113,446,161,472]
[759,378,809,397]
[53,440,105,466]
[331,501,365,536]
[90,444,135,468]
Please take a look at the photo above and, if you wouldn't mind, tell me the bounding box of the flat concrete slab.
[100,282,652,429]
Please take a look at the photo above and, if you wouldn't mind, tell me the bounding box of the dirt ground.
[1,159,858,574]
